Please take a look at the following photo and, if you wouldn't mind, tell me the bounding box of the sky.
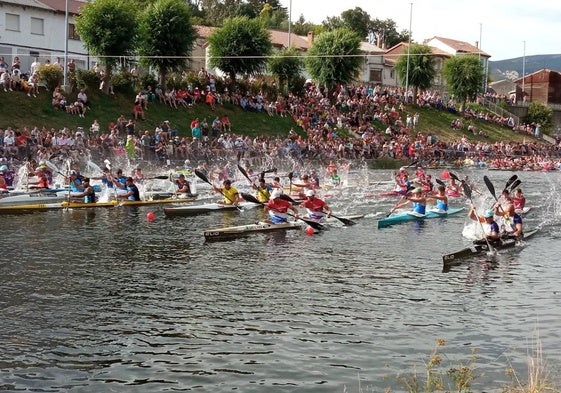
[278,0,561,61]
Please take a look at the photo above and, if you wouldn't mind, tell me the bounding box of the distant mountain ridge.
[489,54,561,82]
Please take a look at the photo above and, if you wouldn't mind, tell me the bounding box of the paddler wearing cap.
[300,189,332,221]
[393,187,426,215]
[469,206,500,242]
[264,188,298,224]
[495,203,523,239]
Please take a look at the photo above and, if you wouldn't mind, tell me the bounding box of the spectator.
[133,102,145,120]
[0,70,11,92]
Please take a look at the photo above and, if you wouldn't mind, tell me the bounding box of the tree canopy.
[76,0,138,92]
[305,28,363,92]
[207,16,273,82]
[268,47,304,93]
[138,0,197,88]
[394,43,436,101]
[442,55,485,111]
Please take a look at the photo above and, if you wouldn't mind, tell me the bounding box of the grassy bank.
[0,87,540,145]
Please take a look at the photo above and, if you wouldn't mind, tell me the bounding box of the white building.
[0,0,90,75]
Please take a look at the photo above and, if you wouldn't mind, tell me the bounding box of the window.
[68,23,80,40]
[5,13,20,31]
[369,69,382,83]
[31,17,44,35]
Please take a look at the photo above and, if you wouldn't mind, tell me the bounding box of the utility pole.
[405,2,412,102]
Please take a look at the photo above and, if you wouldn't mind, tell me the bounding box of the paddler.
[512,188,526,211]
[393,187,426,215]
[174,174,193,198]
[427,185,448,213]
[496,203,523,239]
[252,177,271,203]
[117,177,141,201]
[69,177,96,203]
[213,179,240,205]
[264,188,298,224]
[469,207,500,242]
[300,189,332,221]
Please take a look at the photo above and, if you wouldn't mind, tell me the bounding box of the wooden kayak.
[377,207,465,229]
[204,221,304,241]
[203,214,365,241]
[164,201,259,217]
[442,228,539,271]
[0,196,197,213]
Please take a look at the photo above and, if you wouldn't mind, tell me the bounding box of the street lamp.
[287,0,292,47]
[63,0,69,87]
[522,40,526,103]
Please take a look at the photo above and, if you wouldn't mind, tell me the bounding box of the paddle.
[195,169,241,209]
[503,175,518,191]
[148,175,171,180]
[463,180,496,256]
[386,186,414,217]
[288,171,293,194]
[484,175,501,207]
[508,179,521,193]
[435,178,446,187]
[241,192,324,231]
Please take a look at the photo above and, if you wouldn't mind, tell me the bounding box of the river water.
[1,168,561,392]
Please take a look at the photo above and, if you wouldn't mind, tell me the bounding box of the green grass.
[0,87,540,145]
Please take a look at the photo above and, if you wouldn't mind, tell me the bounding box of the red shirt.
[301,197,327,213]
[267,197,292,213]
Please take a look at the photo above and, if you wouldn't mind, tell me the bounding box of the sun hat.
[305,189,315,197]
[412,187,422,193]
[483,210,494,218]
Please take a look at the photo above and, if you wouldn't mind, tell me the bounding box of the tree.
[138,0,197,88]
[525,102,552,131]
[394,43,435,103]
[292,15,317,36]
[268,48,304,93]
[208,16,273,83]
[442,55,485,112]
[369,18,409,49]
[322,7,370,40]
[259,3,288,30]
[305,28,362,92]
[76,0,138,94]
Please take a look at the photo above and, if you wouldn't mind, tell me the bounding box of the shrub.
[75,69,101,90]
[111,71,135,94]
[37,64,63,92]
[139,73,157,90]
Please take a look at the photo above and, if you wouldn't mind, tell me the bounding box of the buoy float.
[146,212,155,221]
[305,226,315,235]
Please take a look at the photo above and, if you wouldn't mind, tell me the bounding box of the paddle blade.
[194,169,211,185]
[237,164,251,182]
[508,179,521,192]
[435,178,445,187]
[462,181,472,201]
[504,175,518,191]
[449,172,461,182]
[279,193,298,204]
[332,214,356,226]
[241,192,262,205]
[483,175,497,201]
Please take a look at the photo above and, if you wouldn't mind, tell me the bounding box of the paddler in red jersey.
[264,188,298,224]
[300,189,332,221]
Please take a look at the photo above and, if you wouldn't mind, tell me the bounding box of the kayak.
[516,206,531,215]
[164,201,259,217]
[0,191,68,206]
[442,228,539,271]
[0,196,197,213]
[204,221,304,241]
[377,207,465,229]
[204,214,365,241]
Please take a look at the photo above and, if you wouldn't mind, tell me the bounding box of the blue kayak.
[377,207,465,229]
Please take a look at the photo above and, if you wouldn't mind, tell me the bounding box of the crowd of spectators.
[2,57,561,173]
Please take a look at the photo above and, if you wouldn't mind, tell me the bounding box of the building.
[516,68,561,105]
[0,0,90,74]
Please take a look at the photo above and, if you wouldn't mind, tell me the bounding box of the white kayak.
[164,201,260,216]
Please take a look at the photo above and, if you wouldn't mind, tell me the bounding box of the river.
[1,168,561,392]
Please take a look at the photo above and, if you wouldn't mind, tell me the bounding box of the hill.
[0,87,539,147]
[489,54,561,81]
